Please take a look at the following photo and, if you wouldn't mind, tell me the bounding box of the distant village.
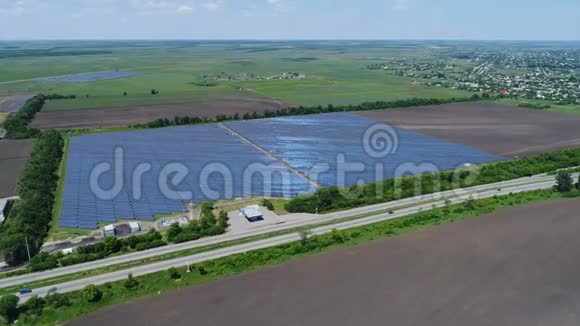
[368,49,580,105]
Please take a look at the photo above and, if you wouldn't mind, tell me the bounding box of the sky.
[0,0,579,40]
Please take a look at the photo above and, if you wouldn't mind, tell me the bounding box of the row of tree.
[0,131,64,266]
[130,95,484,129]
[2,94,75,139]
[285,147,580,214]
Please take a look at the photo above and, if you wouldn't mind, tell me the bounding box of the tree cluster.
[0,131,64,266]
[166,202,229,243]
[58,230,165,267]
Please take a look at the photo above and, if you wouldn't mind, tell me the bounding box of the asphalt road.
[0,174,553,291]
[15,177,558,301]
[72,197,580,326]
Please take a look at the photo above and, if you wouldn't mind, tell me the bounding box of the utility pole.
[24,236,31,261]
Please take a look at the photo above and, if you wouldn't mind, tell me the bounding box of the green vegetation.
[57,230,166,267]
[286,147,580,213]
[2,95,44,139]
[24,202,228,273]
[9,188,580,325]
[2,94,76,139]
[0,41,473,111]
[262,199,275,211]
[166,202,229,243]
[132,96,483,129]
[518,102,551,110]
[556,171,575,192]
[0,131,64,266]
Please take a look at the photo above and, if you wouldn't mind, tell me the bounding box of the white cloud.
[176,4,194,13]
[391,0,410,10]
[131,0,195,15]
[266,0,295,13]
[0,0,25,16]
[200,1,223,11]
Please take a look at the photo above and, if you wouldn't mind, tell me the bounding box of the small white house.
[129,222,141,234]
[103,224,116,237]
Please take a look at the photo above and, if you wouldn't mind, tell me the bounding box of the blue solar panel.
[60,124,313,229]
[60,113,503,229]
[224,112,504,188]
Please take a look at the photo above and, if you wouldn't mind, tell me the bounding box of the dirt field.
[31,97,287,129]
[358,102,580,157]
[72,198,580,326]
[0,139,34,198]
[0,93,34,113]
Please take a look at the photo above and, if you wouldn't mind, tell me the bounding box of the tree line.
[285,147,580,214]
[2,94,75,139]
[131,95,484,129]
[0,131,64,266]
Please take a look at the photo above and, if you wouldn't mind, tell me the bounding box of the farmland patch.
[0,139,34,197]
[357,102,580,157]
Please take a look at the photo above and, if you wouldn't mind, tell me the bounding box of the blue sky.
[0,0,578,40]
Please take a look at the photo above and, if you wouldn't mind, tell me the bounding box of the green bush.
[124,273,139,290]
[168,267,181,280]
[83,285,103,303]
[0,295,19,323]
[556,171,574,192]
[27,252,59,272]
[262,199,275,211]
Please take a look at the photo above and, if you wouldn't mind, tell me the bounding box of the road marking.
[218,122,321,189]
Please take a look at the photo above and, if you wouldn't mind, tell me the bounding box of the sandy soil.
[31,97,287,129]
[357,102,580,157]
[0,139,34,197]
[71,198,580,326]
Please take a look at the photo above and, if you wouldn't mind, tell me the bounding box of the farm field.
[358,102,580,157]
[0,139,34,198]
[0,93,34,112]
[31,97,287,129]
[0,41,472,113]
[71,197,580,326]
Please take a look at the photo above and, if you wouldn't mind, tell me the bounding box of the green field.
[495,98,580,115]
[0,41,472,111]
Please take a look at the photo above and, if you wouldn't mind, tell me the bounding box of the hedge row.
[131,95,484,129]
[2,94,75,139]
[0,131,64,265]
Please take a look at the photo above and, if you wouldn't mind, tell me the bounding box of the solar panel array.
[61,124,313,229]
[61,112,503,229]
[225,113,504,188]
[35,71,143,83]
